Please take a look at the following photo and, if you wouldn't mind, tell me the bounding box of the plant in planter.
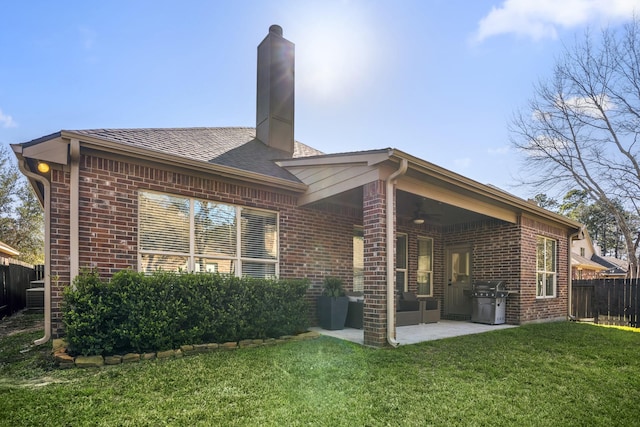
[317,276,349,330]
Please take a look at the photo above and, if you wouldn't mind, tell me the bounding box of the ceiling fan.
[411,199,442,225]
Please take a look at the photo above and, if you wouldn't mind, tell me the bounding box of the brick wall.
[50,169,71,336]
[362,180,388,347]
[518,216,569,323]
[48,152,361,337]
[443,219,521,322]
[441,216,570,324]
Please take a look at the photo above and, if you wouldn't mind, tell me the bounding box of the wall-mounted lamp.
[37,161,50,173]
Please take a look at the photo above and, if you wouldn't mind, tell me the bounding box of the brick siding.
[362,180,389,347]
[47,150,573,340]
[48,152,361,337]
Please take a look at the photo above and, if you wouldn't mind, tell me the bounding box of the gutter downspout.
[385,158,408,347]
[568,226,585,320]
[70,139,80,283]
[18,160,51,345]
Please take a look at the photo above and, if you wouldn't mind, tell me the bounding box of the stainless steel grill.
[471,280,507,325]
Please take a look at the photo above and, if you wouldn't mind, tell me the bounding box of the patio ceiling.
[313,187,495,227]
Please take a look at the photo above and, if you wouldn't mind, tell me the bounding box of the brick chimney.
[256,25,294,155]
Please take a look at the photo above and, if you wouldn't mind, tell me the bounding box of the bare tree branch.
[511,19,640,277]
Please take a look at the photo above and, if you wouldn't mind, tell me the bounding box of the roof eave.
[388,149,583,231]
[50,131,308,193]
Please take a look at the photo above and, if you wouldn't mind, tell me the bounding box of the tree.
[0,145,44,264]
[555,190,631,257]
[510,18,640,277]
[531,193,558,211]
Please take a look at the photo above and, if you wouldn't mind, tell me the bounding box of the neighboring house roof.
[0,241,19,257]
[571,253,607,271]
[592,254,629,277]
[571,229,607,272]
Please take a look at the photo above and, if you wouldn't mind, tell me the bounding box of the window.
[396,233,408,293]
[139,191,278,278]
[417,237,433,297]
[353,227,364,293]
[536,236,556,298]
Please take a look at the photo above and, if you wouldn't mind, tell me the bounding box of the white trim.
[536,235,557,298]
[396,233,408,292]
[416,236,434,297]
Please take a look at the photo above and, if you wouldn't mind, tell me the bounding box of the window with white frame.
[536,236,556,298]
[417,237,433,297]
[138,191,278,278]
[353,227,364,293]
[396,233,408,293]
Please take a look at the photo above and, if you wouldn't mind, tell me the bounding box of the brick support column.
[363,180,390,347]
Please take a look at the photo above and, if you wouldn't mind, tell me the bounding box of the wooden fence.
[0,258,40,318]
[572,279,639,328]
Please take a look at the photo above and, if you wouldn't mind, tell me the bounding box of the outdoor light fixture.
[37,161,50,173]
[412,217,425,225]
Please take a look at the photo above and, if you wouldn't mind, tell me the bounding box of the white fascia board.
[276,150,391,168]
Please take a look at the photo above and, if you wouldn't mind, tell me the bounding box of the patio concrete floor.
[311,320,518,346]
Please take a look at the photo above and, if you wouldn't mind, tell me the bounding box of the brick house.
[12,26,582,348]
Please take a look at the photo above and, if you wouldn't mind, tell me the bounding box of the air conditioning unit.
[26,286,44,312]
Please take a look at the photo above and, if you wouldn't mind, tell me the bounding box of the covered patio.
[311,321,518,346]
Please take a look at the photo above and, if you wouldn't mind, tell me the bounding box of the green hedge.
[62,270,310,356]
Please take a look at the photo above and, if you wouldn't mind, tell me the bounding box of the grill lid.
[471,280,507,298]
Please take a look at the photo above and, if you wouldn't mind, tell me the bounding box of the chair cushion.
[424,298,438,310]
[397,299,420,312]
[402,292,418,301]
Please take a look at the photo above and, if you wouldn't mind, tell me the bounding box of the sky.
[2,0,640,200]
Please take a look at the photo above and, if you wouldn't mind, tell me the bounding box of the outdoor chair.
[345,292,364,329]
[396,292,421,326]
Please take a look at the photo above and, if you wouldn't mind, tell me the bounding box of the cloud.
[474,0,640,43]
[533,95,614,121]
[0,109,17,128]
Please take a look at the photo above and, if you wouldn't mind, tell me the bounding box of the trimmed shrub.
[63,270,309,356]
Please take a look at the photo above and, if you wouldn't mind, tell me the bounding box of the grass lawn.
[1,314,640,426]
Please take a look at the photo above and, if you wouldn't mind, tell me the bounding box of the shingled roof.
[65,127,324,183]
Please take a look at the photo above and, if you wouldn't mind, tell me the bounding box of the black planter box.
[317,296,349,330]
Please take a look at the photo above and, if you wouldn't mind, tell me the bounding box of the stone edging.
[52,331,321,369]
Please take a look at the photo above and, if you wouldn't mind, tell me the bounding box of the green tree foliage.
[0,145,44,264]
[531,193,558,211]
[535,189,638,258]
